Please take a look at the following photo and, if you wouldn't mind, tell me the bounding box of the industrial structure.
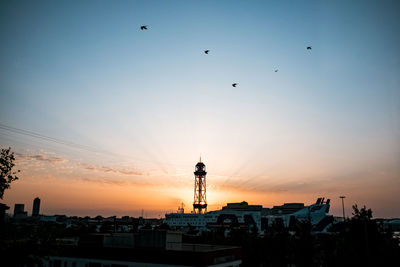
[193,158,207,214]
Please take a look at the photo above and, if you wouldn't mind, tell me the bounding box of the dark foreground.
[1,207,399,267]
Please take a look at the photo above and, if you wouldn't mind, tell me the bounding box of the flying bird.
[204,50,210,54]
[274,69,278,72]
[307,46,312,50]
[140,25,148,30]
[232,83,237,87]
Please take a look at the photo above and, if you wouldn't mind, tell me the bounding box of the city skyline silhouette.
[0,0,399,219]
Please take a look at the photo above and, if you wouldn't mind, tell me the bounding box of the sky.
[0,0,399,218]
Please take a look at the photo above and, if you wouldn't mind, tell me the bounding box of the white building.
[166,202,262,232]
[165,198,332,233]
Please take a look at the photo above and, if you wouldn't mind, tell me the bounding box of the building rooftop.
[52,231,242,266]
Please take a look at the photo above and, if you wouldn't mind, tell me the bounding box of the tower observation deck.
[193,159,207,214]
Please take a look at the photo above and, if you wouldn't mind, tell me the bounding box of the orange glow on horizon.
[2,151,399,218]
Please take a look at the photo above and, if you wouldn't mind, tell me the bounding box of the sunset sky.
[1,0,399,218]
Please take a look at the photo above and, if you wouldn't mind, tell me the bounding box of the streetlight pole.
[339,196,346,221]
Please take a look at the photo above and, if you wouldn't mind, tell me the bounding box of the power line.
[0,123,167,167]
[0,123,242,177]
[0,131,102,162]
[0,123,103,154]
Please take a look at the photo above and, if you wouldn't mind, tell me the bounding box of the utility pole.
[339,196,346,221]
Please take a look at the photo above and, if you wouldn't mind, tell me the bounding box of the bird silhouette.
[204,50,210,54]
[140,25,148,30]
[232,83,237,87]
[307,46,312,50]
[275,69,278,72]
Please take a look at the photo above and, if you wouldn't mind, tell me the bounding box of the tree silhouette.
[352,204,372,220]
[293,220,314,267]
[0,147,20,199]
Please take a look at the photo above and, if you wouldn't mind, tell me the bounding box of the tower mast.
[193,158,207,214]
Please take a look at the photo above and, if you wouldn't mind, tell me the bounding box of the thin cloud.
[15,152,66,163]
[15,151,143,177]
[78,163,143,176]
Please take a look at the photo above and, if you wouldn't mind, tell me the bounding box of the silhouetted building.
[166,198,332,233]
[14,204,24,215]
[32,197,40,216]
[0,203,9,223]
[45,230,242,267]
[271,203,305,215]
[222,201,263,212]
[14,203,27,218]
